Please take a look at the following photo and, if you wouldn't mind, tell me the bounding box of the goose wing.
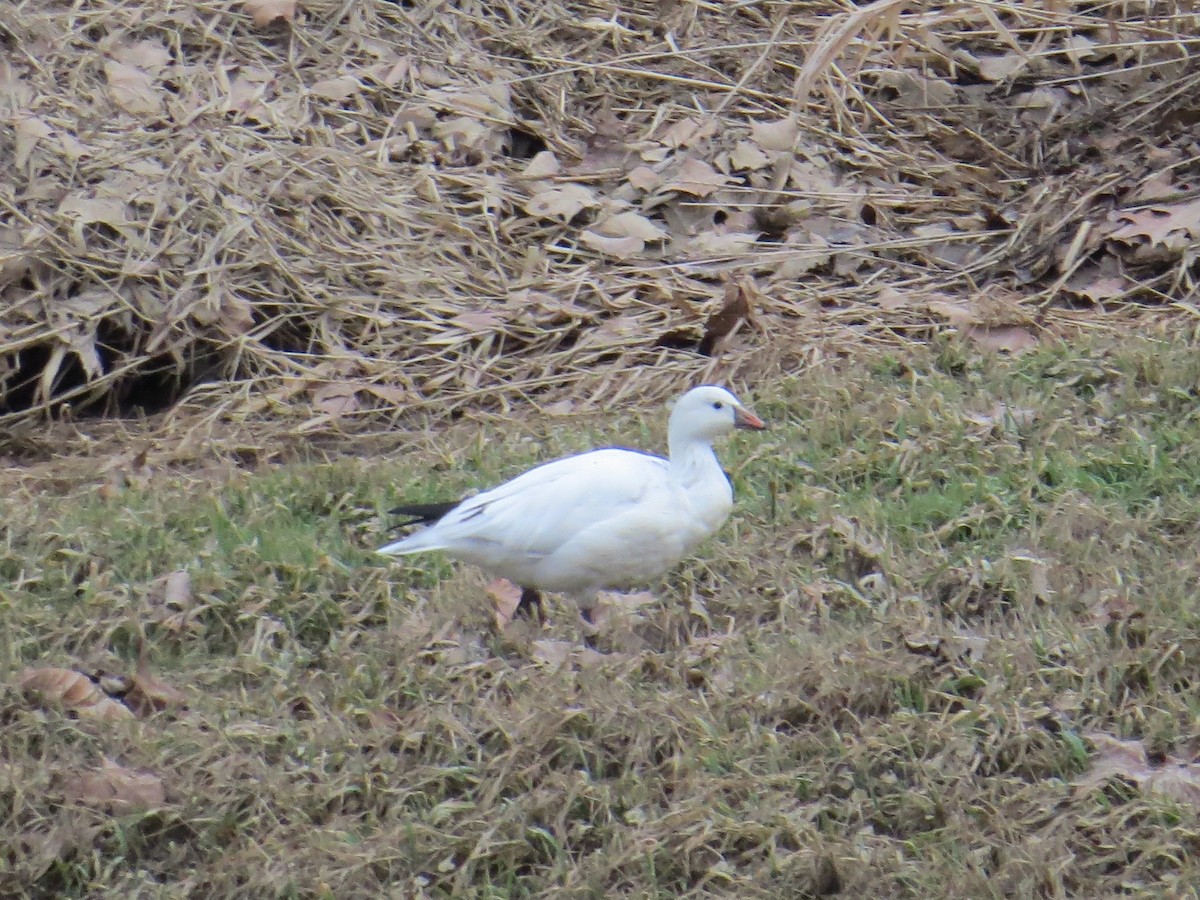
[379,448,674,561]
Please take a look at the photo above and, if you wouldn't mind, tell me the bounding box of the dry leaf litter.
[1,0,1198,438]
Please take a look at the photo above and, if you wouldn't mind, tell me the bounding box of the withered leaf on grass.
[580,210,667,259]
[311,382,360,418]
[749,117,798,152]
[687,230,760,256]
[434,118,507,157]
[114,40,171,73]
[364,383,407,404]
[664,157,731,198]
[122,654,188,718]
[658,116,717,149]
[965,325,1039,354]
[531,640,605,669]
[214,292,255,335]
[1078,733,1200,808]
[18,668,134,722]
[309,76,361,102]
[727,140,770,172]
[873,70,956,108]
[66,758,165,812]
[524,184,598,222]
[487,578,523,630]
[450,310,505,332]
[147,569,204,635]
[875,287,909,311]
[103,60,163,117]
[1064,271,1126,303]
[699,282,754,356]
[57,194,130,231]
[594,211,667,243]
[975,52,1027,83]
[579,231,644,260]
[1108,198,1200,252]
[588,590,657,631]
[519,151,560,179]
[243,0,297,27]
[1063,34,1102,66]
[926,298,975,327]
[13,115,53,171]
[626,166,661,192]
[428,84,513,121]
[226,67,276,120]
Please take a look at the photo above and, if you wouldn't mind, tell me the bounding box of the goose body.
[379,386,764,614]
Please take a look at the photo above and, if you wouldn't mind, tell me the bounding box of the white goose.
[379,386,765,622]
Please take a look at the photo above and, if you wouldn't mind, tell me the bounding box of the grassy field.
[4,334,1200,898]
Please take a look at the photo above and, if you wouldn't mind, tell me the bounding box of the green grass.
[4,335,1200,897]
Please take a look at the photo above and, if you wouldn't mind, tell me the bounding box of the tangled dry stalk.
[1,0,1198,436]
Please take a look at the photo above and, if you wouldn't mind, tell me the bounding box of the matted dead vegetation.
[2,0,1199,433]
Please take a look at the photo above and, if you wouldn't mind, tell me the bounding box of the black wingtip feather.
[387,500,460,531]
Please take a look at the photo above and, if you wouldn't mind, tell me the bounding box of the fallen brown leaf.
[976,52,1027,82]
[103,60,163,117]
[225,66,275,120]
[58,193,130,231]
[963,402,1037,430]
[310,76,360,101]
[965,325,1039,354]
[123,653,188,718]
[18,668,134,722]
[450,310,505,332]
[687,230,760,256]
[312,382,360,418]
[658,116,717,149]
[926,299,975,327]
[524,184,598,222]
[593,211,667,243]
[531,639,574,667]
[487,578,523,630]
[664,157,730,197]
[164,570,191,607]
[1108,198,1200,252]
[749,117,798,152]
[726,140,771,172]
[519,151,560,179]
[626,166,661,192]
[244,0,297,27]
[875,70,956,108]
[13,115,52,170]
[579,231,644,259]
[114,40,170,73]
[699,282,753,356]
[1065,273,1127,303]
[1079,732,1200,808]
[66,758,165,812]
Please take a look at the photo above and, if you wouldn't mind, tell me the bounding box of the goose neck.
[668,434,719,483]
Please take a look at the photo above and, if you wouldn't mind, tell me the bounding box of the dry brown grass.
[2,0,1199,439]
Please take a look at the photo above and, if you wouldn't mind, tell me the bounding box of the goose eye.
[712,401,724,410]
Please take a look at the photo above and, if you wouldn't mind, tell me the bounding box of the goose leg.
[578,597,600,649]
[515,587,544,621]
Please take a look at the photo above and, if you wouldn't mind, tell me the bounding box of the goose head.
[669,385,765,446]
